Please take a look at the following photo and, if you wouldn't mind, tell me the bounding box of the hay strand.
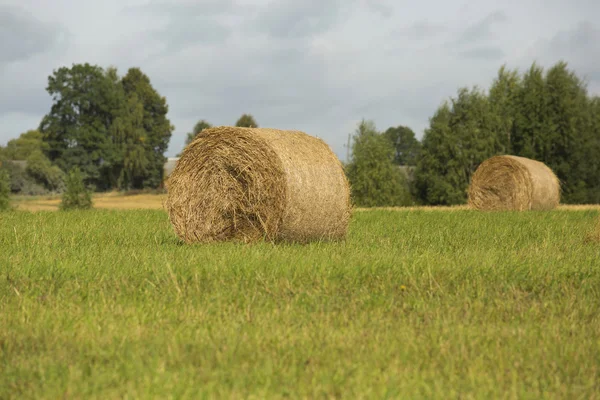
[164,126,352,243]
[467,155,560,211]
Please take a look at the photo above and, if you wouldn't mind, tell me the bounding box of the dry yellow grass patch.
[354,204,600,212]
[14,193,167,212]
[12,193,600,213]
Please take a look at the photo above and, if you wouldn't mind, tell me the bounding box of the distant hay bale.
[467,155,560,211]
[164,126,352,243]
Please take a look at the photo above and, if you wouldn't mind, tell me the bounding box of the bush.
[26,150,65,192]
[0,159,53,195]
[1,160,27,193]
[60,167,93,210]
[0,169,10,211]
[19,181,48,196]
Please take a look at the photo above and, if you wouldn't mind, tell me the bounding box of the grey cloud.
[125,1,243,55]
[546,21,598,53]
[159,42,349,119]
[0,5,67,65]
[349,82,457,130]
[587,70,600,83]
[6,0,599,162]
[253,0,349,38]
[400,21,447,40]
[363,0,394,18]
[547,0,599,12]
[0,86,50,116]
[531,21,600,86]
[458,46,505,60]
[149,18,231,53]
[454,10,508,45]
[124,0,247,17]
[151,38,355,157]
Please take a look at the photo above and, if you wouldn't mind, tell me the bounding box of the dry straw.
[467,155,560,211]
[164,126,352,244]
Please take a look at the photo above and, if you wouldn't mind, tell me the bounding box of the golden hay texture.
[467,155,560,211]
[164,126,352,243]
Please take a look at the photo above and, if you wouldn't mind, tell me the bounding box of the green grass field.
[1,209,599,399]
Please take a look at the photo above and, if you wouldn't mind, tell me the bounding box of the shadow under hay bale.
[467,155,560,211]
[164,126,352,244]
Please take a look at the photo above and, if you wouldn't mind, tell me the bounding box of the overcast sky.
[1,0,599,162]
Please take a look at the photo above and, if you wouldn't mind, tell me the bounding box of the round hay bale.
[164,126,352,243]
[467,155,560,211]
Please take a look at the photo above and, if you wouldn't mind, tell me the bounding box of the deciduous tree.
[184,119,212,146]
[120,67,174,189]
[235,114,258,128]
[345,119,413,207]
[39,63,124,190]
[414,86,501,205]
[38,63,174,191]
[383,125,421,166]
[488,65,521,153]
[0,130,49,160]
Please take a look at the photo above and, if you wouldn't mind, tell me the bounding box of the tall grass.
[1,209,599,398]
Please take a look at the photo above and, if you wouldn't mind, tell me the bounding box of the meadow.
[1,201,600,399]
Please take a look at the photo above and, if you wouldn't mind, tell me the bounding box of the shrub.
[26,150,65,192]
[60,167,93,210]
[0,169,10,211]
[0,159,51,195]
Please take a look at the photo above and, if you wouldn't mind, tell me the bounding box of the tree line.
[0,63,172,193]
[1,60,599,206]
[346,60,600,206]
[0,62,260,195]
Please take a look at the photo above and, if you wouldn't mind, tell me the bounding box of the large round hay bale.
[467,155,560,211]
[164,126,352,243]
